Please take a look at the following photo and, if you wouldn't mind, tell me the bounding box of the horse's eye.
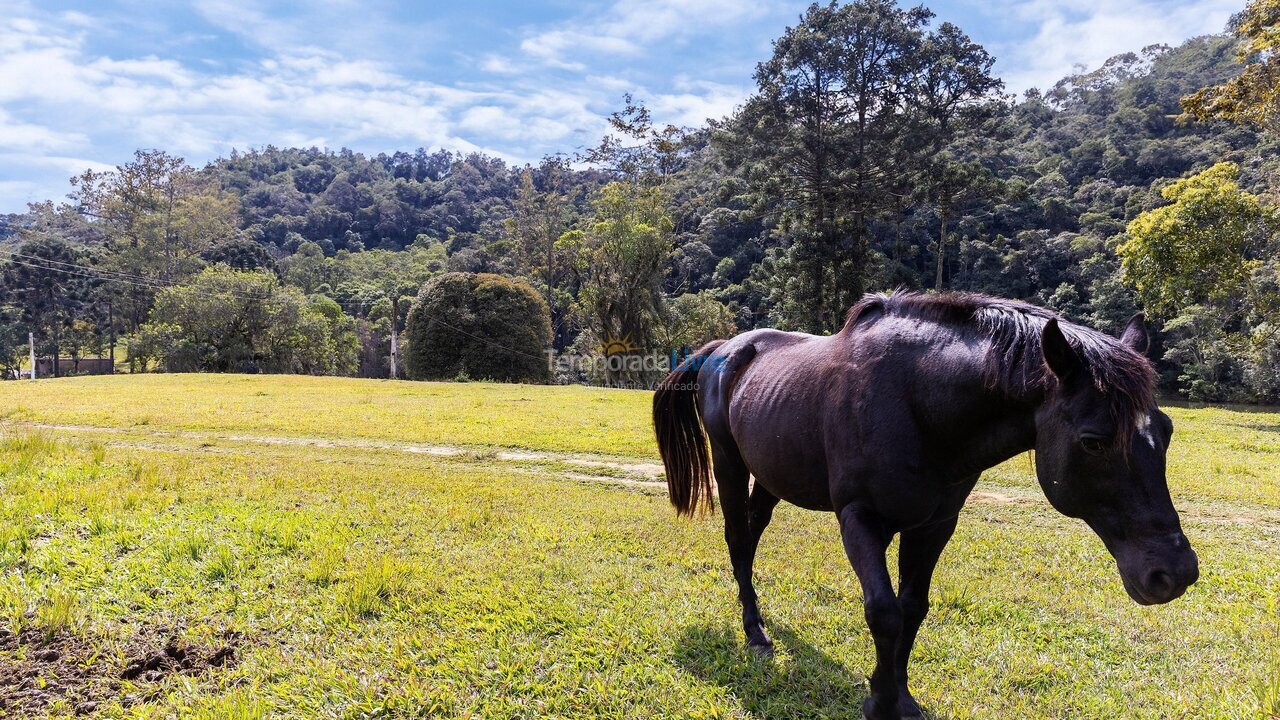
[1080,436,1109,456]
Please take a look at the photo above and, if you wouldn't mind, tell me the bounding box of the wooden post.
[389,295,399,380]
[28,332,35,381]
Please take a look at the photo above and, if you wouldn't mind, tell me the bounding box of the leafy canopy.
[404,272,551,383]
[1117,162,1272,319]
[1182,0,1280,132]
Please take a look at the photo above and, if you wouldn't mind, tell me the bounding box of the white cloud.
[90,56,196,85]
[274,56,402,88]
[979,0,1239,93]
[0,180,49,213]
[479,54,521,75]
[189,0,436,63]
[600,0,773,43]
[58,11,95,28]
[519,0,776,69]
[0,153,117,178]
[0,8,577,191]
[0,110,87,152]
[521,31,641,70]
[459,105,572,143]
[650,78,750,126]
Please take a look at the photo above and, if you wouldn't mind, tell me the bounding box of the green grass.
[0,373,654,456]
[0,374,1277,718]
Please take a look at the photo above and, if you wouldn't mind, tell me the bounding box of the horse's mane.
[845,291,1156,437]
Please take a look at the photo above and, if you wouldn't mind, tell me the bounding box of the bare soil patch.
[0,623,238,715]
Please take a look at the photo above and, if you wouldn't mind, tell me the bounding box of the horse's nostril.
[1147,570,1175,598]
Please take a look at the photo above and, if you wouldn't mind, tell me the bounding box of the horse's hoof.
[861,696,899,720]
[746,641,774,657]
[898,695,926,720]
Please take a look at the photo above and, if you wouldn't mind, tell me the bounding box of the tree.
[0,236,100,377]
[723,0,1001,330]
[333,239,448,377]
[202,237,278,273]
[928,158,999,289]
[909,22,1004,290]
[504,160,580,348]
[70,150,241,331]
[404,272,551,383]
[1118,162,1280,401]
[280,240,342,294]
[0,306,28,378]
[582,94,692,184]
[576,182,673,384]
[305,294,361,377]
[1181,0,1280,133]
[1117,162,1271,319]
[659,291,739,350]
[131,267,357,375]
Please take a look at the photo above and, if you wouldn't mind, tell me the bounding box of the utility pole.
[107,299,115,373]
[28,332,35,381]
[389,295,399,380]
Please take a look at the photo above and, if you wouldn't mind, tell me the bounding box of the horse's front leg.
[894,516,959,720]
[837,504,901,720]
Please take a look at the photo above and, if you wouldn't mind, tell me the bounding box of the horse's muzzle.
[1119,536,1199,606]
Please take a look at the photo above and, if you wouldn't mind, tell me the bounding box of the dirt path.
[9,420,1279,528]
[16,421,666,480]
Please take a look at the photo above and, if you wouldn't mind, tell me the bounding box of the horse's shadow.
[672,622,954,720]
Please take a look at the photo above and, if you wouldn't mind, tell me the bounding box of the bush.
[130,267,359,375]
[405,272,551,383]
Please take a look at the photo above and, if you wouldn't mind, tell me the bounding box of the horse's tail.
[653,340,725,516]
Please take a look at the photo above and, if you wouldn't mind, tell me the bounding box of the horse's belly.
[728,356,836,512]
[749,462,834,511]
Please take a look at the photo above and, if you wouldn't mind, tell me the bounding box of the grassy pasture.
[0,374,1276,719]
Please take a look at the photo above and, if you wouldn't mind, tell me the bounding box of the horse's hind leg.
[712,442,776,652]
[745,481,780,645]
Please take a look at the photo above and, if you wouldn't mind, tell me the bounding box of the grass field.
[0,374,1277,719]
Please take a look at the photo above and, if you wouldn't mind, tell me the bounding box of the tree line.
[2,0,1278,400]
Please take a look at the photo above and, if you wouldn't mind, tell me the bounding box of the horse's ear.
[1119,313,1150,355]
[1042,318,1083,381]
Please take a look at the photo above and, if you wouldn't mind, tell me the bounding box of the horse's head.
[1033,314,1198,605]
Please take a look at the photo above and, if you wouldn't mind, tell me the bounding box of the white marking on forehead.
[1138,413,1155,449]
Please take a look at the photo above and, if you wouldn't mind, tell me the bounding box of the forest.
[3,0,1279,402]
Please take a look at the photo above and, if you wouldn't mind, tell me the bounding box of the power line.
[0,248,177,286]
[0,252,403,310]
[0,256,173,294]
[0,250,273,301]
[0,249,431,309]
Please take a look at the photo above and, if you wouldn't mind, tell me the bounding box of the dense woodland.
[3,0,1280,401]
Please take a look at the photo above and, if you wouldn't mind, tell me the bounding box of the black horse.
[653,292,1198,720]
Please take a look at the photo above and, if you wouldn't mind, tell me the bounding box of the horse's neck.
[950,400,1038,477]
[919,359,1041,478]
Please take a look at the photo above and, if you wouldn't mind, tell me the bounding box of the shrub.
[129,267,359,375]
[405,272,551,383]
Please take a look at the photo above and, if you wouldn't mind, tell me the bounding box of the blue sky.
[0,0,1242,212]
